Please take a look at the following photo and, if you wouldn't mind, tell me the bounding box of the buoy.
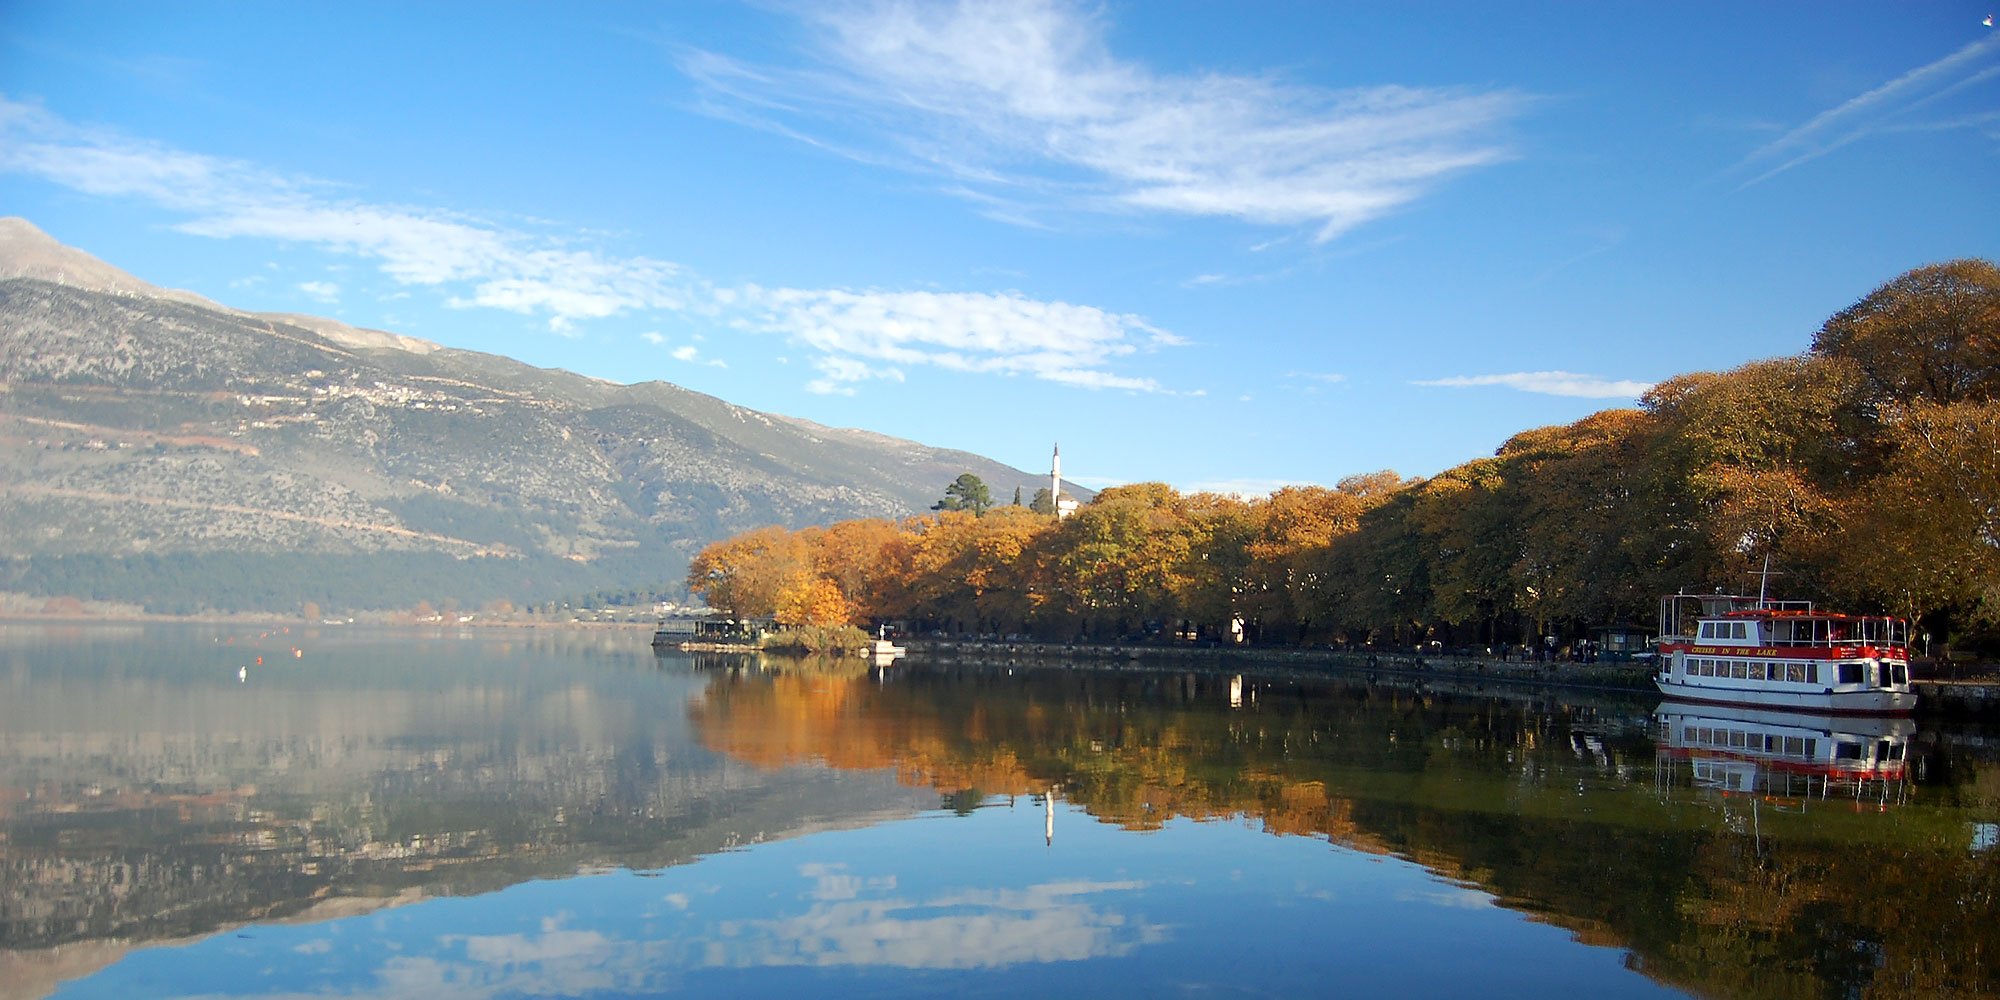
[238,666,247,683]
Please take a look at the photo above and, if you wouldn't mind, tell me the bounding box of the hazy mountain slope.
[0,219,1070,612]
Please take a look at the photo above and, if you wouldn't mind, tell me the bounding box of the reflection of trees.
[691,664,2000,999]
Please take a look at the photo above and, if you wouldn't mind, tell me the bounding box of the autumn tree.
[774,573,855,627]
[687,524,814,617]
[1046,483,1195,637]
[1813,259,2000,408]
[905,507,1052,633]
[814,517,918,621]
[1833,400,2000,631]
[1174,493,1257,641]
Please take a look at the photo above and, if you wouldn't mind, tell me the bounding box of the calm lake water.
[4,625,1998,999]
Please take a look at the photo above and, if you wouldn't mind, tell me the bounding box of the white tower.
[1049,444,1077,519]
[1051,442,1061,511]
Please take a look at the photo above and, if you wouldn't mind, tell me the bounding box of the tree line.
[689,260,2000,653]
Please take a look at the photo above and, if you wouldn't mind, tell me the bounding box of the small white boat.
[865,626,905,662]
[1653,590,1915,714]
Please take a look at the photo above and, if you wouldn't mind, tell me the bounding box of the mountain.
[0,219,1072,613]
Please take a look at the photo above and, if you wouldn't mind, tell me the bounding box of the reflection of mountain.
[0,628,933,995]
[690,661,2000,1000]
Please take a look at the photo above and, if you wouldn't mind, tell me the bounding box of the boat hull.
[1653,679,1916,715]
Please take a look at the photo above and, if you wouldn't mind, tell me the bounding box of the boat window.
[1787,663,1806,683]
[1699,622,1714,639]
[1892,663,1908,685]
[1835,742,1864,760]
[1735,662,1749,679]
[1838,662,1864,685]
[1732,622,1748,640]
[1782,736,1806,756]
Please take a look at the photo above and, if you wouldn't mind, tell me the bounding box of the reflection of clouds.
[454,928,611,965]
[174,874,1168,998]
[1394,886,1494,910]
[798,861,897,902]
[715,876,1166,970]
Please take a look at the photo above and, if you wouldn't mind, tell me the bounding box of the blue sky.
[3,2,1996,494]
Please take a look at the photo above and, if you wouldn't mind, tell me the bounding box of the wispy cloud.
[0,96,1173,394]
[295,280,340,303]
[744,286,1180,393]
[679,0,1526,241]
[1412,371,1652,399]
[0,97,688,333]
[1731,35,2000,187]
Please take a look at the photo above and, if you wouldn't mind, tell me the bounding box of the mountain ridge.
[0,218,1073,613]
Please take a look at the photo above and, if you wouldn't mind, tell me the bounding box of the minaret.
[1051,443,1061,513]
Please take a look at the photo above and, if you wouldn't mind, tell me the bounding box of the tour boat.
[1653,591,1916,714]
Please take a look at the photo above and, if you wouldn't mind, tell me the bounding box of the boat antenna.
[1756,554,1778,607]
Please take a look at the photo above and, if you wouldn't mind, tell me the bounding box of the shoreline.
[0,612,656,631]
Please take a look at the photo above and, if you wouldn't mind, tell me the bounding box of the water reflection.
[4,629,1998,999]
[1655,702,1914,806]
[690,656,2000,998]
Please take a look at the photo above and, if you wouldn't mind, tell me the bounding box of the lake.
[3,625,1996,999]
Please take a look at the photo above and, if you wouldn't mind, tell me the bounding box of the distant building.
[1051,443,1081,520]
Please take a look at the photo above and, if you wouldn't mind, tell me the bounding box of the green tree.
[1029,487,1056,515]
[933,473,994,516]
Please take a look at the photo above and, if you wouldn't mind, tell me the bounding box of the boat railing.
[1658,593,1909,648]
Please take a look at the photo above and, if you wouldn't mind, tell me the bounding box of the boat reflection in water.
[1653,700,1913,807]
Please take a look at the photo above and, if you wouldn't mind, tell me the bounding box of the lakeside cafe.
[1590,623,1653,662]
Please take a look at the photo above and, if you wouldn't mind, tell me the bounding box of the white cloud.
[745,286,1176,392]
[1733,35,2000,187]
[680,0,1525,241]
[1411,370,1653,399]
[0,96,687,333]
[641,331,665,344]
[670,345,698,361]
[296,280,340,302]
[0,95,1172,394]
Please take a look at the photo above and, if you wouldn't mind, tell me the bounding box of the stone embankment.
[904,639,2000,716]
[905,639,1653,690]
